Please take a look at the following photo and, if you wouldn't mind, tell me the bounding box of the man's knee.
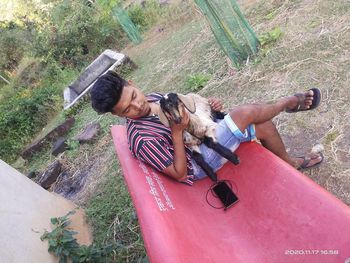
[228,105,258,131]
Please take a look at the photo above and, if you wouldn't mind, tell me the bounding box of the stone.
[45,117,75,141]
[27,171,36,179]
[20,140,46,159]
[38,160,62,189]
[74,122,100,143]
[54,169,89,200]
[21,117,75,159]
[52,137,68,156]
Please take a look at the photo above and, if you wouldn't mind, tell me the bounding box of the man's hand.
[169,110,190,133]
[164,110,190,182]
[208,97,223,112]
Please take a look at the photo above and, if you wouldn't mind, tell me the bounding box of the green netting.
[195,0,259,68]
[112,7,142,44]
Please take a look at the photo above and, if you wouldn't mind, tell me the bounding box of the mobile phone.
[212,181,239,209]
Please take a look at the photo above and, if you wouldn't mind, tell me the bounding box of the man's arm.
[162,98,222,182]
[162,111,190,182]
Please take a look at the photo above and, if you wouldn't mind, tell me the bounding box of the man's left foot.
[286,88,322,113]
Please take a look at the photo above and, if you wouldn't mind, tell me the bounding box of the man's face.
[111,82,151,119]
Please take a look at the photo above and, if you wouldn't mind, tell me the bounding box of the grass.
[15,0,350,261]
[84,158,146,262]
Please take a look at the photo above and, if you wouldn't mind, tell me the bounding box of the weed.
[265,10,276,20]
[41,210,118,263]
[127,0,165,32]
[258,27,283,47]
[186,73,211,92]
[324,130,340,145]
[66,139,80,157]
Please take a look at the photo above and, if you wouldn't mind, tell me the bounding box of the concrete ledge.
[0,160,92,262]
[63,49,131,110]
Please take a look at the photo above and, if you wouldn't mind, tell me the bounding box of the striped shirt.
[126,93,194,186]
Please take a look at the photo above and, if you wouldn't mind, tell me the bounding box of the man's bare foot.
[293,152,324,170]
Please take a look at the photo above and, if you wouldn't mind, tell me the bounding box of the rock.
[38,160,62,189]
[74,122,100,143]
[54,169,89,200]
[45,117,75,141]
[52,137,68,156]
[27,171,36,179]
[21,117,75,159]
[20,140,47,160]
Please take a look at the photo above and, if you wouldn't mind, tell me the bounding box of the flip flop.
[297,152,324,171]
[286,88,322,113]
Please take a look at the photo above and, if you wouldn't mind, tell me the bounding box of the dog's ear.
[177,94,196,113]
[158,109,170,127]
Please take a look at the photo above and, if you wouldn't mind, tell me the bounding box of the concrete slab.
[0,160,92,263]
[63,49,128,109]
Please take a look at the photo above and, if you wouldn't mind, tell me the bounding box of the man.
[91,71,323,185]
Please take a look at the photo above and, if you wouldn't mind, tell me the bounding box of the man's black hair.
[90,71,127,114]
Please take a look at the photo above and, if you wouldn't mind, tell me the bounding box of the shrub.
[0,21,34,73]
[0,64,78,163]
[186,73,211,92]
[127,0,164,32]
[41,210,118,263]
[33,0,126,68]
[258,27,283,47]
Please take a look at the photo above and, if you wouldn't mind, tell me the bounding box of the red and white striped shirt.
[126,93,194,186]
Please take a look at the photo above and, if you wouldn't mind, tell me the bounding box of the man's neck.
[149,102,160,116]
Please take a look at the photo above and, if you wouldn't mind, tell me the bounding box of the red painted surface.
[111,125,350,263]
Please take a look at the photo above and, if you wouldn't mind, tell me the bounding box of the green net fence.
[112,7,142,44]
[195,0,259,68]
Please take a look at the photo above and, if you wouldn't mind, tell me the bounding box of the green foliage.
[33,0,126,68]
[0,64,77,163]
[0,20,35,72]
[66,139,80,158]
[258,27,283,47]
[127,0,164,32]
[324,130,339,145]
[265,10,276,20]
[0,82,59,161]
[85,160,146,261]
[186,73,211,92]
[12,58,46,89]
[41,210,118,263]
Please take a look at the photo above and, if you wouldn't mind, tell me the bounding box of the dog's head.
[158,93,196,127]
